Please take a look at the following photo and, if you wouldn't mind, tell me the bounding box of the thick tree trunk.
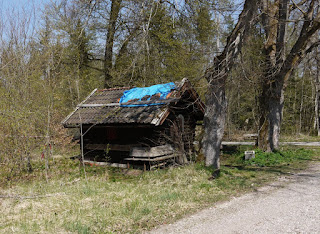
[203,0,260,170]
[203,79,227,168]
[315,50,320,136]
[104,0,122,88]
[268,84,284,150]
[258,77,284,151]
[258,73,279,152]
[315,85,320,136]
[257,0,318,151]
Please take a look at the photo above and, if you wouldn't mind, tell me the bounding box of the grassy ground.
[280,134,320,142]
[0,147,319,233]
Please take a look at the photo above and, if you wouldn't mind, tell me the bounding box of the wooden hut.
[62,78,204,169]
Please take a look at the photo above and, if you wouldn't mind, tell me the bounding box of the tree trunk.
[104,0,122,88]
[299,73,305,133]
[315,51,320,135]
[203,0,259,170]
[257,0,320,151]
[258,76,284,151]
[203,78,227,168]
[315,86,320,136]
[268,83,284,150]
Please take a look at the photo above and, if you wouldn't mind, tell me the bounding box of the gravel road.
[150,162,320,234]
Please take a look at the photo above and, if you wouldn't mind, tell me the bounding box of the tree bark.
[104,0,122,88]
[258,0,320,151]
[258,73,285,151]
[203,0,259,169]
[204,78,226,169]
[314,49,320,135]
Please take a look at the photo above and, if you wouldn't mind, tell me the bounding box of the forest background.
[1,0,319,178]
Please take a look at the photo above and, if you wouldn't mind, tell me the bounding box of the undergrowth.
[222,146,315,168]
[245,148,312,167]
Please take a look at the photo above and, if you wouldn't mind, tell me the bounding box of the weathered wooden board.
[130,144,174,158]
[222,141,256,146]
[243,134,258,140]
[85,144,138,151]
[124,154,175,162]
[83,160,127,168]
[150,162,167,169]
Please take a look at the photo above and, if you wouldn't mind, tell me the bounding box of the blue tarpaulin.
[119,82,176,107]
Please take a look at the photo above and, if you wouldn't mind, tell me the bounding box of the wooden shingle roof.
[62,78,204,127]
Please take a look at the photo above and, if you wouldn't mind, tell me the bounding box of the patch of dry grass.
[0,149,317,233]
[280,134,320,142]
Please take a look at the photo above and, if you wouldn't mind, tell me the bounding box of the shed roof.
[62,78,204,127]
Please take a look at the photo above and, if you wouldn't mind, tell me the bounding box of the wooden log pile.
[124,144,175,169]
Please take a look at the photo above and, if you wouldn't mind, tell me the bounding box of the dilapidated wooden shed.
[62,78,204,169]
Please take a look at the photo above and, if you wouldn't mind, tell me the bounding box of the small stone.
[245,151,255,160]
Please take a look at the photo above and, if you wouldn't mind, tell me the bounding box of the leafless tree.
[258,0,320,151]
[203,0,260,172]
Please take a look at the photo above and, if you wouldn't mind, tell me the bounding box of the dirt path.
[150,162,320,234]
